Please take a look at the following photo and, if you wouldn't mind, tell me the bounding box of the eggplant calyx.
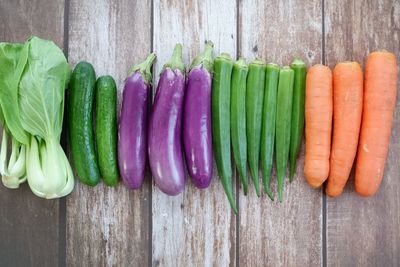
[190,41,214,73]
[163,43,185,73]
[129,52,156,83]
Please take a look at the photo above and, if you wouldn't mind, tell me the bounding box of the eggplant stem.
[164,43,185,73]
[190,41,214,72]
[129,52,156,83]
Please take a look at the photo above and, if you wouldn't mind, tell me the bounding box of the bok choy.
[0,42,29,188]
[0,36,74,198]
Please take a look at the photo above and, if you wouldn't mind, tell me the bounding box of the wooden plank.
[151,1,237,266]
[325,1,400,266]
[0,0,66,266]
[238,0,323,266]
[66,0,152,266]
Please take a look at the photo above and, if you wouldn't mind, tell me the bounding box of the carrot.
[304,64,333,188]
[326,62,363,197]
[355,51,398,197]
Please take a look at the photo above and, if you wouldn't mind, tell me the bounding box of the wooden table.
[0,0,399,266]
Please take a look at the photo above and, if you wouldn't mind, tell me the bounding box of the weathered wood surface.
[66,0,152,266]
[325,1,400,266]
[238,0,323,266]
[0,0,399,266]
[152,1,237,266]
[0,0,65,266]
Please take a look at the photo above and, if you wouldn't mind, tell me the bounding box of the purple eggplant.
[148,44,186,195]
[118,53,156,189]
[183,42,214,188]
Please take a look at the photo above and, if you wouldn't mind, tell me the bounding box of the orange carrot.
[355,51,398,197]
[304,64,333,188]
[326,62,363,197]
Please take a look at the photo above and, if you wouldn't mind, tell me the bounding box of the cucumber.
[289,59,306,181]
[246,59,266,197]
[69,61,100,186]
[95,76,119,186]
[230,58,249,195]
[261,63,280,200]
[275,66,294,202]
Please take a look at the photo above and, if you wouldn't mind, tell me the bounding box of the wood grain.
[1,0,400,266]
[0,0,65,266]
[66,0,152,266]
[238,0,323,266]
[151,1,238,266]
[325,1,400,266]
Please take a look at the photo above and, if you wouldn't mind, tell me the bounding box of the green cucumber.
[69,61,100,186]
[212,53,237,213]
[230,58,249,195]
[261,63,280,200]
[275,66,294,202]
[95,76,119,186]
[289,59,306,181]
[246,59,266,197]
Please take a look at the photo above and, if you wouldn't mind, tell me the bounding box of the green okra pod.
[230,58,249,195]
[261,63,280,200]
[246,59,266,197]
[275,66,294,202]
[212,53,237,213]
[289,59,307,181]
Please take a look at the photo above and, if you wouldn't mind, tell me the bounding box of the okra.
[261,63,280,200]
[275,66,294,202]
[246,59,266,197]
[230,58,249,195]
[289,59,306,181]
[212,53,237,213]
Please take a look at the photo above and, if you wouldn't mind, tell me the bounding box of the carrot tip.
[355,186,378,197]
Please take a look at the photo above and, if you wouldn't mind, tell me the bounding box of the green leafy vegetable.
[19,37,69,139]
[0,43,29,144]
[0,36,74,198]
[0,43,29,188]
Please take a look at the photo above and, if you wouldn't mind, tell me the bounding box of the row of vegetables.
[69,42,309,212]
[0,37,397,213]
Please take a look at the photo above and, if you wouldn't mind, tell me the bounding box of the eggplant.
[118,53,156,189]
[148,44,186,195]
[183,42,214,188]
